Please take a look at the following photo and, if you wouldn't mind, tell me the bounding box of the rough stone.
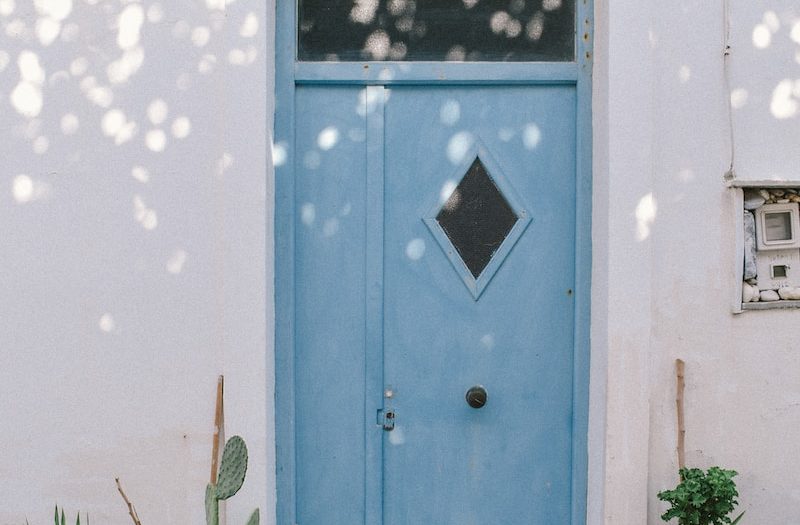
[743,189,766,210]
[743,210,757,280]
[772,190,786,197]
[759,189,771,200]
[777,198,790,204]
[778,287,800,300]
[761,290,780,301]
[742,282,758,302]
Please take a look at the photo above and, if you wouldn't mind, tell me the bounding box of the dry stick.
[676,359,686,473]
[115,477,142,525]
[210,375,225,483]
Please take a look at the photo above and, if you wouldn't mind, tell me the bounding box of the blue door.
[383,86,577,524]
[276,3,592,524]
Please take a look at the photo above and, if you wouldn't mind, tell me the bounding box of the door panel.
[294,86,368,524]
[292,84,580,524]
[383,86,577,524]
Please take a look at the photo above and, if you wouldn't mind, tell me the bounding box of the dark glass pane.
[765,212,792,241]
[299,0,574,62]
[436,158,518,278]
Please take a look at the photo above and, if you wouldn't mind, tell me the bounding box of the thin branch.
[115,478,143,525]
[676,359,686,472]
[211,375,225,483]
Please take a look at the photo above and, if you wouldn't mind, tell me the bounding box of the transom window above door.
[298,0,575,62]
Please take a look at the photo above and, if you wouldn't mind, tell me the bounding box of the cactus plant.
[216,435,248,499]
[205,436,259,525]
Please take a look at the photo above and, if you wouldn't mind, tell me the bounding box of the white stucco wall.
[0,1,274,523]
[596,0,800,523]
[591,0,653,521]
[647,1,800,523]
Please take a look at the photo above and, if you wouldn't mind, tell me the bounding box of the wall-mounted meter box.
[755,203,800,251]
[732,184,800,311]
[755,203,800,291]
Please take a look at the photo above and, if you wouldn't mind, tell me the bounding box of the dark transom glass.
[298,0,575,62]
[436,158,518,278]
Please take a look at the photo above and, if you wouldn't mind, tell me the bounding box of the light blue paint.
[275,4,593,525]
[294,62,579,85]
[383,85,577,524]
[572,2,594,522]
[293,86,369,524]
[364,85,386,524]
[273,0,297,521]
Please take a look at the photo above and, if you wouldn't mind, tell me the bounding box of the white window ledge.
[742,300,800,310]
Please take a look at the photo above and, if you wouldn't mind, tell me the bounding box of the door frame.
[274,3,594,522]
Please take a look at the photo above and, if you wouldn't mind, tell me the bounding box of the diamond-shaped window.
[424,149,531,300]
[436,158,518,278]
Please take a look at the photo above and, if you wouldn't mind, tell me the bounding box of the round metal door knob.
[466,385,488,409]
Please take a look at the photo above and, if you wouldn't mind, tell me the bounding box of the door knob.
[465,385,488,409]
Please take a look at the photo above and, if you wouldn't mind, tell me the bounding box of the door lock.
[380,409,395,431]
[380,386,395,431]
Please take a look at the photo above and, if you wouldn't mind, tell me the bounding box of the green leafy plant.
[205,436,260,525]
[658,467,744,525]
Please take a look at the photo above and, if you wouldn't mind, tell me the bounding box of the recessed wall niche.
[735,183,800,311]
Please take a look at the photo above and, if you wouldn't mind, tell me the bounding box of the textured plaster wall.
[595,0,800,522]
[590,0,653,522]
[0,0,274,524]
[593,0,800,523]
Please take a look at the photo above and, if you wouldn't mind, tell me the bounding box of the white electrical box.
[755,203,800,251]
[755,203,800,291]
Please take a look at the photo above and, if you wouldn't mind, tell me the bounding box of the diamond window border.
[423,139,532,300]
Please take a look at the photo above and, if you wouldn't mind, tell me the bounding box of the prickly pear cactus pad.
[205,435,259,525]
[216,435,248,500]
